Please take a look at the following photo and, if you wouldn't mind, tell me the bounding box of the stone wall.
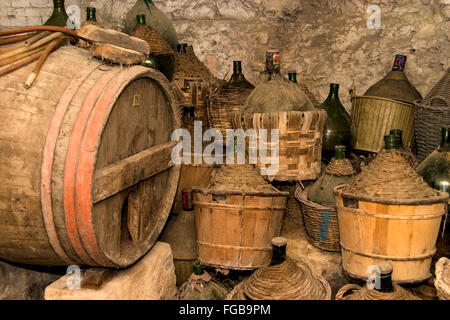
[1,0,449,110]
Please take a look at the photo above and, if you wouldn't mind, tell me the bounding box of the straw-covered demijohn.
[227,237,331,300]
[334,135,449,283]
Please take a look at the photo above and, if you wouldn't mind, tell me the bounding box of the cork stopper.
[378,261,393,275]
[271,237,287,247]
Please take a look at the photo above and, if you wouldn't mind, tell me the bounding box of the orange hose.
[0,43,47,67]
[0,52,41,78]
[25,37,70,89]
[0,42,25,55]
[0,33,36,45]
[0,26,90,43]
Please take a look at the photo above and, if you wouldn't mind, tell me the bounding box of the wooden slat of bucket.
[336,189,446,283]
[193,191,287,270]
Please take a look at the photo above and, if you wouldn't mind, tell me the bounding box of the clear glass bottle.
[319,84,355,161]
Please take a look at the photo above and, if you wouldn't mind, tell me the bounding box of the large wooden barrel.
[0,45,180,268]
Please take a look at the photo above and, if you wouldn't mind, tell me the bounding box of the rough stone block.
[11,0,27,8]
[0,260,62,300]
[29,0,51,8]
[44,242,177,300]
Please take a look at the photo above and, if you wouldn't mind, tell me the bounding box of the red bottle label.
[182,190,193,211]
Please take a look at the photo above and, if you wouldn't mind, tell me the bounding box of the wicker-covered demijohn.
[192,165,289,270]
[171,45,214,130]
[130,23,174,57]
[334,137,449,283]
[227,238,331,300]
[414,68,450,162]
[336,261,420,300]
[231,110,327,182]
[351,55,422,153]
[296,149,355,252]
[206,63,255,136]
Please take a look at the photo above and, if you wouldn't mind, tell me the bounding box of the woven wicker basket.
[230,110,327,182]
[351,95,415,153]
[295,187,340,252]
[172,45,213,129]
[206,75,254,136]
[414,68,450,162]
[226,256,332,300]
[130,24,174,57]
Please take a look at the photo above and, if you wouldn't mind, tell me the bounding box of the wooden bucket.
[192,188,289,270]
[230,110,327,182]
[351,96,415,153]
[0,45,180,268]
[334,184,448,283]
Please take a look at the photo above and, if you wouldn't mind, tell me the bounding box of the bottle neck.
[270,243,286,266]
[53,0,65,12]
[193,262,204,275]
[265,51,280,74]
[86,8,96,22]
[334,145,346,160]
[328,83,340,99]
[384,135,400,150]
[288,72,297,83]
[233,61,242,75]
[440,127,450,149]
[376,272,394,293]
[390,130,404,149]
[392,54,407,72]
[136,14,146,25]
[177,43,187,53]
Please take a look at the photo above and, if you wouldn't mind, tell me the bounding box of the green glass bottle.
[44,0,70,27]
[228,61,254,89]
[86,7,97,22]
[308,145,354,206]
[288,71,297,83]
[319,83,355,161]
[384,134,400,150]
[177,261,227,300]
[136,14,146,25]
[417,127,450,194]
